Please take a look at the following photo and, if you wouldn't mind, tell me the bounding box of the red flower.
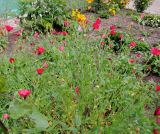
[107,58,112,60]
[110,24,116,31]
[129,59,135,64]
[75,86,79,94]
[61,31,68,36]
[93,22,100,30]
[129,42,137,48]
[100,41,104,46]
[156,85,160,92]
[154,107,160,116]
[37,47,45,55]
[18,89,31,99]
[3,113,9,120]
[5,25,14,32]
[95,18,101,25]
[36,68,44,75]
[9,57,15,63]
[110,30,116,36]
[59,45,64,51]
[93,18,101,30]
[151,48,160,56]
[153,128,159,134]
[64,20,69,27]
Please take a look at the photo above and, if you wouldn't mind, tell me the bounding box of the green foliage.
[134,0,152,12]
[141,15,160,28]
[97,10,110,18]
[18,0,68,32]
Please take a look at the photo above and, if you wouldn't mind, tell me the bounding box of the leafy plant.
[134,0,152,12]
[141,15,160,28]
[18,0,68,32]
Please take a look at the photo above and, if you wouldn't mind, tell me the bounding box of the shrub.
[18,0,68,32]
[109,0,130,9]
[141,15,160,28]
[134,0,152,12]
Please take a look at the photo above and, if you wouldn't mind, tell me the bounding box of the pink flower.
[62,40,67,46]
[151,48,160,56]
[101,33,106,39]
[136,53,142,58]
[43,62,48,68]
[140,13,145,19]
[110,24,116,31]
[119,33,124,39]
[15,31,21,37]
[3,113,9,120]
[78,25,82,32]
[129,42,137,48]
[9,57,15,63]
[37,47,45,55]
[5,25,14,32]
[156,118,160,125]
[75,86,79,94]
[33,32,39,39]
[59,45,64,51]
[156,85,160,92]
[129,59,135,64]
[64,20,70,27]
[18,89,31,99]
[36,68,44,75]
[154,107,160,116]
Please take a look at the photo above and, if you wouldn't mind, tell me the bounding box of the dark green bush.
[134,0,152,12]
[18,0,68,32]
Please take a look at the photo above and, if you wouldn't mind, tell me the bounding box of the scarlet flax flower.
[156,85,160,92]
[5,25,14,32]
[151,48,160,56]
[9,57,15,63]
[18,89,31,99]
[36,68,44,75]
[75,86,79,94]
[129,42,137,48]
[129,59,135,64]
[110,24,116,31]
[37,47,45,55]
[154,107,160,116]
[64,20,70,27]
[153,128,159,134]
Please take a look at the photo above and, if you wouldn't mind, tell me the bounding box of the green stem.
[0,120,8,134]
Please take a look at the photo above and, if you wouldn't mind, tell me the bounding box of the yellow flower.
[88,6,92,10]
[77,13,87,23]
[87,0,94,4]
[72,9,80,17]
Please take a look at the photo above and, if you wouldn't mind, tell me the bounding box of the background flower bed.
[0,0,160,133]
